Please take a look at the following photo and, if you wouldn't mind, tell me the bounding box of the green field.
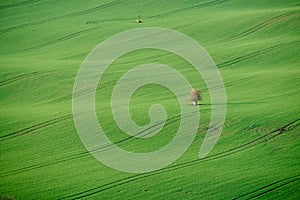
[1,0,300,199]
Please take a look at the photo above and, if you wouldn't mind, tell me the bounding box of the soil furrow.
[0,0,41,10]
[233,175,300,199]
[218,40,299,68]
[0,114,72,142]
[16,26,102,53]
[58,119,299,199]
[226,12,295,41]
[249,178,299,199]
[0,0,125,34]
[0,72,42,87]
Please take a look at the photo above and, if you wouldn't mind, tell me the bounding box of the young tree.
[189,89,201,106]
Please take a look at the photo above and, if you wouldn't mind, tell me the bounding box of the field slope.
[0,0,299,199]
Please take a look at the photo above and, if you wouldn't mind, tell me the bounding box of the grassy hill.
[0,0,299,199]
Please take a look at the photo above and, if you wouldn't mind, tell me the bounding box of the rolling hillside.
[0,0,299,199]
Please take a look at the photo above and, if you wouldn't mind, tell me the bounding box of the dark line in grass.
[255,90,299,102]
[145,0,229,19]
[147,0,228,21]
[201,119,300,159]
[248,178,299,199]
[0,0,227,35]
[94,110,203,153]
[60,73,252,104]
[2,116,298,197]
[232,175,300,200]
[0,114,73,142]
[224,11,295,41]
[0,71,43,87]
[0,0,41,9]
[86,0,229,25]
[70,77,137,102]
[60,51,91,60]
[153,121,298,176]
[71,67,190,101]
[217,40,300,68]
[202,75,255,92]
[58,118,300,199]
[2,117,298,198]
[15,26,103,53]
[0,0,126,34]
[0,110,205,177]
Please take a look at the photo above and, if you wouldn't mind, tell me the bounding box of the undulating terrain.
[1,0,299,199]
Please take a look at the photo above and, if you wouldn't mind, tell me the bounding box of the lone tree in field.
[189,89,201,106]
[136,15,142,23]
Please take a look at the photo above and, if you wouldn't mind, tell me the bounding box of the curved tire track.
[0,0,126,34]
[218,40,300,68]
[14,0,229,53]
[0,110,206,177]
[58,73,253,103]
[246,178,299,199]
[2,113,298,196]
[2,117,298,197]
[16,26,103,53]
[54,118,299,199]
[145,0,228,19]
[0,0,227,35]
[233,175,300,199]
[0,71,43,87]
[0,0,41,10]
[84,0,229,25]
[225,12,295,41]
[202,75,255,92]
[0,114,73,142]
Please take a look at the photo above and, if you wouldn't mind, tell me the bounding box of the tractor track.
[71,66,190,101]
[256,90,299,103]
[233,175,300,199]
[61,51,90,60]
[0,0,126,35]
[202,75,255,92]
[0,114,73,142]
[61,48,169,63]
[151,119,300,176]
[4,1,230,52]
[17,26,104,52]
[0,71,43,87]
[173,21,198,31]
[245,178,299,199]
[86,0,229,24]
[71,77,136,101]
[217,40,300,68]
[60,73,251,103]
[82,110,203,158]
[56,118,300,199]
[0,0,227,37]
[0,0,41,10]
[0,110,205,177]
[1,117,298,197]
[224,12,296,41]
[146,0,229,19]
